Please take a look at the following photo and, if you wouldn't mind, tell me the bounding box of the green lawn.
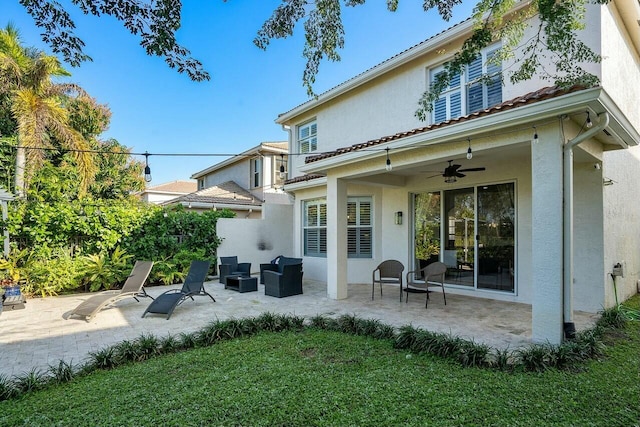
[1,307,639,426]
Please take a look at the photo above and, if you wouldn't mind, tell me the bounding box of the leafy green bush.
[171,247,208,273]
[78,246,133,291]
[121,205,233,263]
[22,248,84,297]
[148,257,184,285]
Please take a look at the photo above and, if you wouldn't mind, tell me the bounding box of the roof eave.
[177,201,262,210]
[298,87,633,174]
[275,20,475,125]
[191,142,288,179]
[283,176,328,192]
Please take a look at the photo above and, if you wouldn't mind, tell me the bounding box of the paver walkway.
[0,279,598,378]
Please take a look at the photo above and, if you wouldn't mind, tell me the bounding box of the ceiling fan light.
[444,175,457,184]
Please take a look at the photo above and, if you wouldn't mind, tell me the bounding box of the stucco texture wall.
[217,204,294,275]
[602,146,640,306]
[601,2,640,134]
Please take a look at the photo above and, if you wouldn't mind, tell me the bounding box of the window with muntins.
[431,45,502,123]
[303,197,372,258]
[347,198,372,258]
[251,157,262,188]
[198,178,205,190]
[304,199,327,257]
[298,121,317,154]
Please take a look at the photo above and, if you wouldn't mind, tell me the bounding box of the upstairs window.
[431,45,502,123]
[251,157,262,189]
[197,178,205,190]
[298,120,317,154]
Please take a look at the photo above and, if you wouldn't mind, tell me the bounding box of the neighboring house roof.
[304,85,588,165]
[143,180,198,194]
[165,181,263,207]
[191,141,288,179]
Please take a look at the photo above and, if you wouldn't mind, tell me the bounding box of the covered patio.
[0,279,599,378]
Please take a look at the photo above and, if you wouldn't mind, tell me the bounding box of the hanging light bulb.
[143,152,152,182]
[385,147,392,171]
[586,111,593,128]
[533,126,539,144]
[466,138,473,160]
[279,154,286,179]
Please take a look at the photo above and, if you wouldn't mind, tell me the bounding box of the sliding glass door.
[412,182,515,293]
[477,183,515,292]
[443,188,475,287]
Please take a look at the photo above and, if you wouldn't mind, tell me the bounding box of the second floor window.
[251,157,262,188]
[298,120,317,154]
[197,178,205,190]
[431,45,502,123]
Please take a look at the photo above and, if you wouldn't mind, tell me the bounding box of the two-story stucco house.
[167,141,292,218]
[276,1,640,344]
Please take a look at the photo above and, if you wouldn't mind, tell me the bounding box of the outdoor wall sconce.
[395,211,403,225]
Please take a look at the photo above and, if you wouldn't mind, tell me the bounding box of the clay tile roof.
[146,180,197,193]
[283,174,326,185]
[304,85,588,164]
[168,181,263,206]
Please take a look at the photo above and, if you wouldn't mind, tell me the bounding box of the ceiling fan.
[425,160,486,183]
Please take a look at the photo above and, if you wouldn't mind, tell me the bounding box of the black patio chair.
[142,260,214,319]
[219,256,251,285]
[264,261,303,298]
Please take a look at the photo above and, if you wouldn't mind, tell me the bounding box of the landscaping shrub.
[3,201,232,294]
[1,297,638,403]
[22,248,84,297]
[78,246,133,291]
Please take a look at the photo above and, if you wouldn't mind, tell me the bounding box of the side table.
[225,276,258,293]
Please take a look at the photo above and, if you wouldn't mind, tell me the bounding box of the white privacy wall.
[217,204,294,274]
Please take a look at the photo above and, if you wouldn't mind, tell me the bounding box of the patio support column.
[531,127,564,344]
[326,175,348,299]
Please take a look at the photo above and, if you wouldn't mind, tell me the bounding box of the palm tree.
[0,24,95,196]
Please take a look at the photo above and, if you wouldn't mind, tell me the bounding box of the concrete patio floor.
[0,279,599,378]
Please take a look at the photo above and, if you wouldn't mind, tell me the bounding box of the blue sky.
[4,0,475,185]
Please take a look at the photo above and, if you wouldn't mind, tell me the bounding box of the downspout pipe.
[563,112,609,339]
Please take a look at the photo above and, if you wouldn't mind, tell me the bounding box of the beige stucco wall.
[217,204,294,274]
[602,146,640,306]
[600,2,640,134]
[203,160,251,189]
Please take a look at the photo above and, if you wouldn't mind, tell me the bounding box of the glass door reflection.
[443,188,475,287]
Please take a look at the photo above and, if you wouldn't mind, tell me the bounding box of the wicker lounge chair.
[67,261,154,321]
[142,260,214,319]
